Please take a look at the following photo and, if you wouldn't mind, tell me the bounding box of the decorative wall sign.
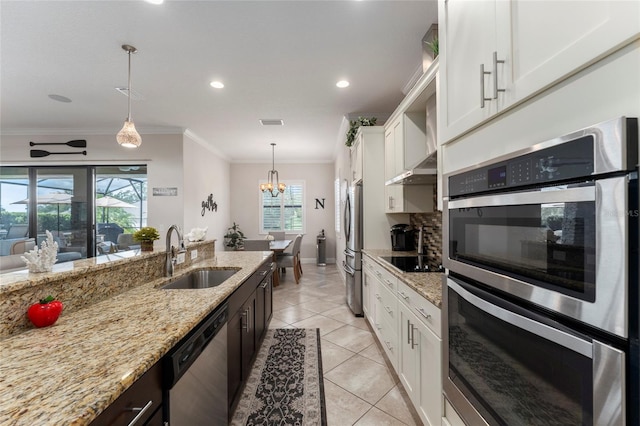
[30,150,87,158]
[201,193,218,216]
[29,139,88,158]
[315,198,325,209]
[152,187,178,196]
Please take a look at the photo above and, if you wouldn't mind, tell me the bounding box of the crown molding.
[402,63,425,96]
[0,126,184,136]
[182,129,230,162]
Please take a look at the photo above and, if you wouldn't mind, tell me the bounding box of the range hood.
[385,154,437,185]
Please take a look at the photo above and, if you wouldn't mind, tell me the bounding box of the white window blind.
[260,181,304,233]
[334,178,340,234]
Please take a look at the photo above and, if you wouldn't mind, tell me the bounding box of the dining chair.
[268,231,285,241]
[242,239,270,251]
[276,234,302,284]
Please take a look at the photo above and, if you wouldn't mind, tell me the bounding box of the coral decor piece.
[21,230,58,273]
[186,227,208,242]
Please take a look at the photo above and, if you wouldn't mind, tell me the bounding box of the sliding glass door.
[0,165,147,264]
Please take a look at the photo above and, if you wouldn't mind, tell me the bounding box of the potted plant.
[133,226,160,252]
[345,116,377,147]
[224,222,246,250]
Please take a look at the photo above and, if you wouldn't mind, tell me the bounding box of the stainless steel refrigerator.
[343,183,363,316]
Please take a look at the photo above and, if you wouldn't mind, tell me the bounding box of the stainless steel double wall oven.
[443,117,639,425]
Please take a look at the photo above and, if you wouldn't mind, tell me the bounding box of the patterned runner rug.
[231,328,327,426]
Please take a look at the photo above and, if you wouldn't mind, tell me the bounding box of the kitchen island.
[0,245,271,425]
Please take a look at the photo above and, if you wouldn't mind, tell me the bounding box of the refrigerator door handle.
[344,250,355,259]
[343,261,355,276]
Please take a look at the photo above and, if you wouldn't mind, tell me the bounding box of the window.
[334,178,340,234]
[260,181,304,233]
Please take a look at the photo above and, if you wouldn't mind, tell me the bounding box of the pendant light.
[260,143,286,197]
[116,44,142,148]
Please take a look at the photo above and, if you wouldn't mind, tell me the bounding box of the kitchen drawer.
[372,264,398,293]
[90,361,162,426]
[396,280,441,338]
[378,312,398,369]
[376,279,398,325]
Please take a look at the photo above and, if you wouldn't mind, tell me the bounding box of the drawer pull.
[384,341,393,351]
[127,400,153,426]
[398,291,409,300]
[416,307,431,319]
[385,280,393,288]
[384,306,393,316]
[411,325,418,349]
[375,293,381,300]
[376,323,382,330]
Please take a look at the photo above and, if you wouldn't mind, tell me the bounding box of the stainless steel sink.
[161,269,238,290]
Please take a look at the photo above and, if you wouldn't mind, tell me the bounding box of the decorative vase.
[141,241,154,252]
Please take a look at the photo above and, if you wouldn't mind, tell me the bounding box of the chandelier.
[116,44,142,148]
[260,143,286,197]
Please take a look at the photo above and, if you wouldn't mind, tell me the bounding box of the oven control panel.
[449,136,595,197]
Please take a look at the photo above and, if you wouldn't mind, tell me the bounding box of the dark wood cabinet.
[227,260,274,415]
[90,361,162,426]
[255,271,273,344]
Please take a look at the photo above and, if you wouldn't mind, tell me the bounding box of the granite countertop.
[0,250,271,425]
[362,249,443,308]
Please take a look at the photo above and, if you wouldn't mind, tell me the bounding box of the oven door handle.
[448,185,594,209]
[448,277,593,357]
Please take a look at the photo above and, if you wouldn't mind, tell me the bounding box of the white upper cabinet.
[350,131,363,184]
[438,0,640,145]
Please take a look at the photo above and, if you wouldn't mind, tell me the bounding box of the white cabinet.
[384,124,435,214]
[397,280,442,426]
[362,254,443,426]
[350,132,363,184]
[438,0,640,144]
[399,303,442,426]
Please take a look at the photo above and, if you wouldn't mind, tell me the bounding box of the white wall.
[230,162,336,263]
[182,133,231,252]
[0,131,233,248]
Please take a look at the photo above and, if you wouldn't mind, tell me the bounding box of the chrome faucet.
[165,225,186,277]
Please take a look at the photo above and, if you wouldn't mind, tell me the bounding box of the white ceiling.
[0,1,437,163]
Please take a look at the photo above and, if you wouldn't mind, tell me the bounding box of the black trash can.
[316,230,326,266]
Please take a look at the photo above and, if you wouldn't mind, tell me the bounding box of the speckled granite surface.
[0,247,271,425]
[362,249,443,308]
[0,240,215,337]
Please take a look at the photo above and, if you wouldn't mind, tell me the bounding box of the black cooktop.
[380,256,444,273]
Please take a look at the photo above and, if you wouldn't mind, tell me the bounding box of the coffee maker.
[390,224,415,251]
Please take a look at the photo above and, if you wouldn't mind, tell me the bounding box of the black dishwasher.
[163,303,228,425]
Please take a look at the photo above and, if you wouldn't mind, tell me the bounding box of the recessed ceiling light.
[145,0,164,5]
[259,119,284,126]
[210,81,224,89]
[336,80,350,88]
[48,94,72,103]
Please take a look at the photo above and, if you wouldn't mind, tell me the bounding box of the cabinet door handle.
[493,51,505,99]
[407,319,411,345]
[480,64,492,108]
[126,400,153,426]
[398,291,409,300]
[411,325,418,349]
[242,309,249,331]
[247,307,251,333]
[416,307,431,320]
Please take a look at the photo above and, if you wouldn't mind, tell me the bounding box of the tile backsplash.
[410,186,442,266]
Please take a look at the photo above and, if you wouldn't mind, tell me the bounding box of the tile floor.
[266,263,422,426]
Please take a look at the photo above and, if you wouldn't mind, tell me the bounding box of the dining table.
[269,239,292,287]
